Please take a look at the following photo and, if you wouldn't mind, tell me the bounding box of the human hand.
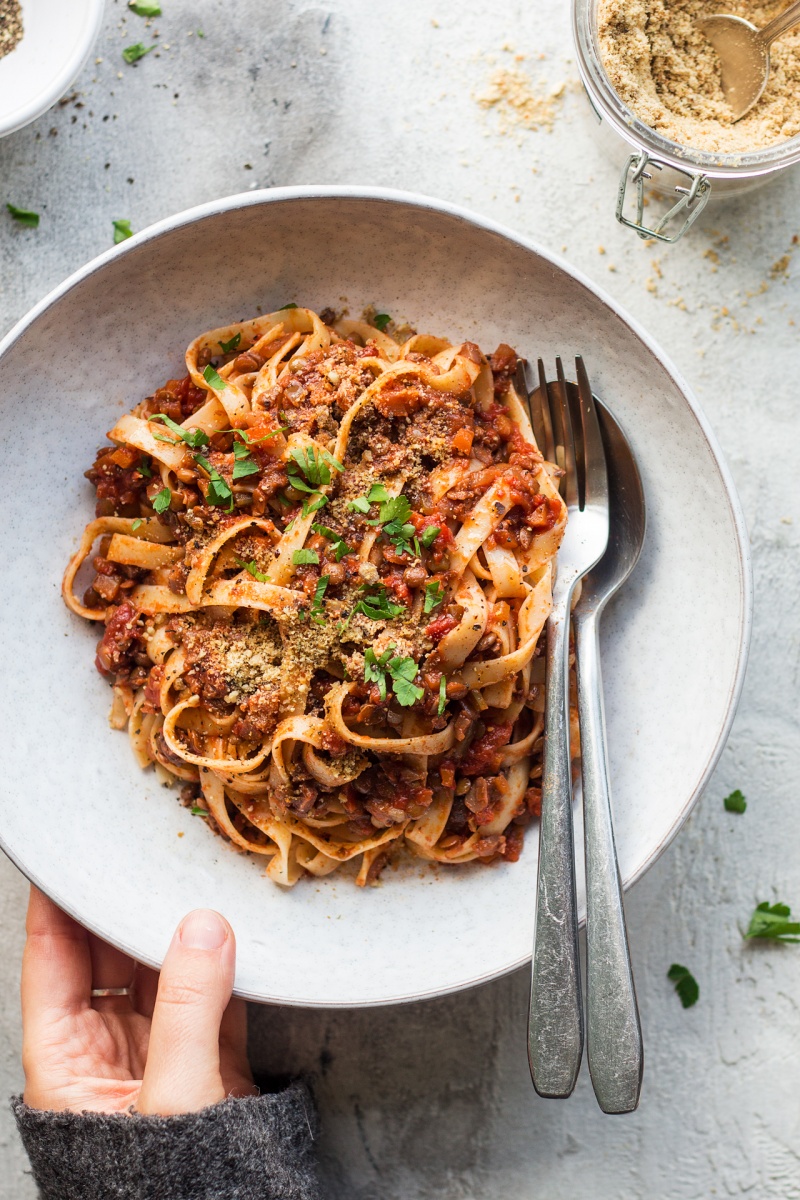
[21,886,257,1115]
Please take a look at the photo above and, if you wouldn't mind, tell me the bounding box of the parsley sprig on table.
[723,788,747,813]
[364,645,424,707]
[744,902,800,943]
[667,964,699,1008]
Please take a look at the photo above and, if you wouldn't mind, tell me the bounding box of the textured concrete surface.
[1,1,799,1196]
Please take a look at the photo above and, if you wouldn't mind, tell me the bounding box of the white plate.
[0,189,751,1006]
[0,0,104,138]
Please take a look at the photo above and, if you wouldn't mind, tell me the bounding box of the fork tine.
[552,357,580,508]
[575,357,609,512]
[536,358,556,465]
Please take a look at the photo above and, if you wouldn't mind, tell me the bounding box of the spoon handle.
[528,591,584,1098]
[761,0,800,47]
[574,608,643,1114]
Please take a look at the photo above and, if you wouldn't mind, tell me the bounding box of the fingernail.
[179,909,228,950]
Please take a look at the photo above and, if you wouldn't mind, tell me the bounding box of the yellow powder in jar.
[598,0,800,153]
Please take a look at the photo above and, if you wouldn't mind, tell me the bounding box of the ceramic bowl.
[0,188,752,1006]
[0,0,105,138]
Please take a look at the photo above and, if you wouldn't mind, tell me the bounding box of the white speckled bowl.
[0,188,751,1006]
[0,0,105,138]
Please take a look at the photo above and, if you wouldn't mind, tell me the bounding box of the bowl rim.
[0,186,753,1005]
[0,0,106,138]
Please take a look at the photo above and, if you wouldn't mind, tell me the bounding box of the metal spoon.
[698,1,800,121]
[572,395,646,1114]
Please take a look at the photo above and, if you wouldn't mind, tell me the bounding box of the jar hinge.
[616,152,711,244]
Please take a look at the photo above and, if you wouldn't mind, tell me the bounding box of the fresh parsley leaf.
[667,964,699,1009]
[138,458,152,477]
[420,525,440,548]
[724,789,747,814]
[129,0,161,14]
[292,548,319,565]
[373,313,391,332]
[302,494,328,517]
[231,440,259,480]
[7,204,39,228]
[438,674,447,716]
[197,28,205,37]
[232,426,287,444]
[311,524,353,561]
[353,587,404,622]
[348,496,370,514]
[194,455,233,508]
[367,483,391,503]
[288,445,343,488]
[191,805,210,817]
[131,518,143,532]
[744,902,800,943]
[234,556,270,582]
[424,580,444,614]
[364,646,392,701]
[387,655,424,707]
[368,494,411,528]
[152,486,171,514]
[279,302,298,310]
[122,42,155,63]
[310,575,329,623]
[151,413,209,449]
[219,332,242,354]
[113,219,134,244]
[203,364,227,391]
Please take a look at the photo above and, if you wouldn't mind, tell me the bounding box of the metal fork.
[521,356,609,1098]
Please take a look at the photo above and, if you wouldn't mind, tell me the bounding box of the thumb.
[136,909,236,1116]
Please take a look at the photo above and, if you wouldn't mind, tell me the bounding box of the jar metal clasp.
[616,151,712,243]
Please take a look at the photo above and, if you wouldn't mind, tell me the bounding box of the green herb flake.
[278,302,298,310]
[744,902,800,943]
[312,523,352,561]
[234,557,270,583]
[364,646,392,701]
[309,575,330,623]
[197,28,204,37]
[122,42,155,64]
[420,525,440,549]
[288,445,343,489]
[367,483,391,504]
[150,412,209,449]
[348,496,370,514]
[203,364,227,391]
[137,458,152,477]
[194,455,233,508]
[131,518,144,532]
[129,0,161,14]
[292,548,319,565]
[667,963,699,1009]
[353,587,405,622]
[438,674,447,716]
[219,332,242,354]
[387,654,424,707]
[191,806,210,817]
[152,486,171,514]
[724,788,747,814]
[424,580,445,614]
[302,494,328,517]
[373,313,391,332]
[231,439,260,480]
[6,204,39,228]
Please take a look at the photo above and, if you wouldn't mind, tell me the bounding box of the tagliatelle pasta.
[63,305,572,887]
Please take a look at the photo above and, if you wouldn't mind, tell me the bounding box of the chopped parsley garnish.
[667,964,699,1009]
[292,548,319,565]
[311,524,353,561]
[203,363,227,391]
[420,525,440,548]
[122,42,155,63]
[309,575,329,623]
[278,302,298,310]
[373,313,391,332]
[424,580,445,614]
[150,412,209,449]
[363,645,423,707]
[218,332,241,354]
[348,496,370,514]
[724,788,746,813]
[234,557,270,582]
[353,586,405,622]
[131,518,143,532]
[744,902,800,943]
[129,0,161,14]
[7,204,39,228]
[231,439,259,480]
[227,426,287,445]
[367,483,391,503]
[288,445,343,489]
[194,455,233,508]
[138,458,152,477]
[112,219,134,243]
[152,486,171,514]
[190,806,210,817]
[438,674,447,715]
[365,494,416,554]
[302,494,328,517]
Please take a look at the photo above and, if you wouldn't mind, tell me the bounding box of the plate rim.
[0,186,753,1006]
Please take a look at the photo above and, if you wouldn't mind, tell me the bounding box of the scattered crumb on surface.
[477,66,565,133]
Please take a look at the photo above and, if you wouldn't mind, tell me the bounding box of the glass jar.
[573,0,800,242]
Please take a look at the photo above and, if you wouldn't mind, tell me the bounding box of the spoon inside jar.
[698,1,800,121]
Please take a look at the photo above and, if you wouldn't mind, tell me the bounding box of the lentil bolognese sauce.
[63,306,573,887]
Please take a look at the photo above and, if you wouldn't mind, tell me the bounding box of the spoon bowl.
[698,2,800,122]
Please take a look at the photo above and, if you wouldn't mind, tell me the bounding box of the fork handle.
[574,608,643,1114]
[528,589,584,1098]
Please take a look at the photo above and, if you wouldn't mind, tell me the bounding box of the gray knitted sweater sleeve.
[11,1083,322,1200]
